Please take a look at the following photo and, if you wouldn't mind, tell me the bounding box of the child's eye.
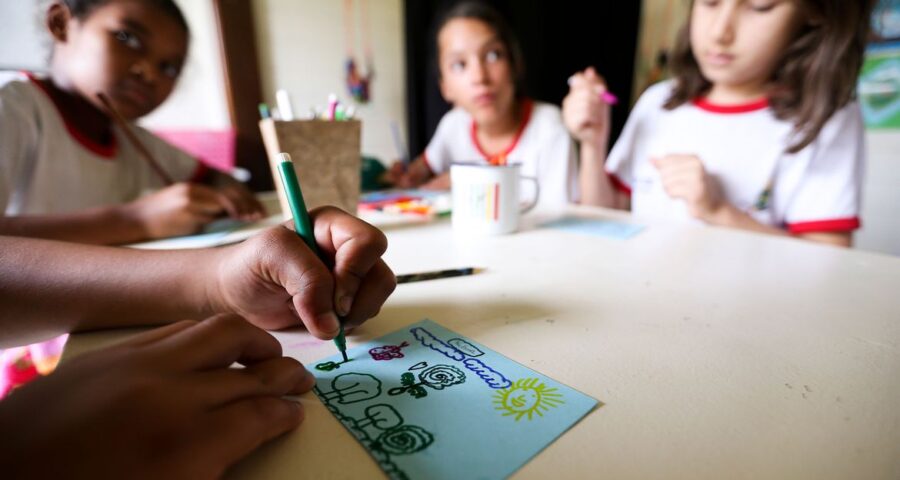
[450,60,466,73]
[115,30,142,50]
[161,62,181,79]
[485,49,503,63]
[747,1,776,12]
[699,0,720,7]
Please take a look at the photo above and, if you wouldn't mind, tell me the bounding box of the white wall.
[857,132,900,256]
[252,0,407,163]
[0,2,48,71]
[139,0,230,130]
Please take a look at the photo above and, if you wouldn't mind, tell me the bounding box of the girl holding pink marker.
[565,0,876,247]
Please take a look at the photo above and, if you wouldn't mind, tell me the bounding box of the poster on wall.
[860,0,900,129]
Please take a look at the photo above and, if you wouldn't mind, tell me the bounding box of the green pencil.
[276,153,348,361]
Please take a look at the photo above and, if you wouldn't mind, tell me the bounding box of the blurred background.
[1,0,897,255]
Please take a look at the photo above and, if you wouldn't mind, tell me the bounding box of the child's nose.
[470,58,488,84]
[710,3,738,45]
[129,60,158,85]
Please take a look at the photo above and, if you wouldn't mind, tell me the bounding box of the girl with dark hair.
[564,0,877,247]
[0,0,264,246]
[0,0,266,410]
[387,1,578,210]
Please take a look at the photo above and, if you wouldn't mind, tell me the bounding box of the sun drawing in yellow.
[492,378,565,421]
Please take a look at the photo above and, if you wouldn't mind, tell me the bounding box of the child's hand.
[421,172,450,190]
[563,67,611,149]
[124,182,235,239]
[652,155,725,221]
[0,315,314,479]
[381,158,434,189]
[210,206,396,339]
[211,173,267,221]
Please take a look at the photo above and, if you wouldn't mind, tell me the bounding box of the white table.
[64,206,900,479]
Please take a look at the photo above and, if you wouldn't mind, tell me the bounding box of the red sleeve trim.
[188,161,210,183]
[606,172,632,196]
[787,217,860,234]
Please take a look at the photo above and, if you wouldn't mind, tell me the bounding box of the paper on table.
[541,217,644,239]
[126,215,283,250]
[311,319,599,480]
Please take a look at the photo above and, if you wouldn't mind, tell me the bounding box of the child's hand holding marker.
[563,67,616,150]
[210,208,396,337]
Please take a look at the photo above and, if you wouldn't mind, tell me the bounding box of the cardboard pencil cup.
[259,118,362,217]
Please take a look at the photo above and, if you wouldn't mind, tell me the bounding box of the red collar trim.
[470,98,534,166]
[25,72,118,158]
[692,97,769,114]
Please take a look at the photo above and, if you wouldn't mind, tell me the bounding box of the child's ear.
[46,2,73,42]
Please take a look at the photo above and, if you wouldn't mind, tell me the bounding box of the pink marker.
[567,75,618,106]
[600,91,619,106]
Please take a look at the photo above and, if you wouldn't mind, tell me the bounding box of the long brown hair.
[664,0,877,153]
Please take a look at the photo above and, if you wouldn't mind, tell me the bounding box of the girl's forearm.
[0,236,216,346]
[578,143,625,208]
[0,206,148,246]
[707,205,851,247]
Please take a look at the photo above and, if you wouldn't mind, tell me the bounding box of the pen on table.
[96,92,174,185]
[276,89,295,121]
[396,267,483,284]
[275,152,348,361]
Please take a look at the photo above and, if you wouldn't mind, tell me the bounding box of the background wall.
[251,0,407,164]
[141,0,230,130]
[0,2,47,72]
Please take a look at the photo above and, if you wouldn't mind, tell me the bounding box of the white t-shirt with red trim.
[424,99,578,211]
[606,80,865,234]
[0,73,204,216]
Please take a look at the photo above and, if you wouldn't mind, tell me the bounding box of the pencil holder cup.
[259,119,361,217]
[450,163,539,236]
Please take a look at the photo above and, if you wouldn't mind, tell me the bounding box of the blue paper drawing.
[541,217,644,239]
[493,378,565,421]
[448,337,484,357]
[309,319,599,480]
[410,326,512,389]
[388,365,466,399]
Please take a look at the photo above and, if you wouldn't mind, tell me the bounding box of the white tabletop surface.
[63,205,900,479]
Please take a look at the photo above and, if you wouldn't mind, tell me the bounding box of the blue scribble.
[410,327,512,389]
[463,358,511,389]
[448,338,484,357]
[410,327,465,361]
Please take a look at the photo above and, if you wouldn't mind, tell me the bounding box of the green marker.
[276,153,348,362]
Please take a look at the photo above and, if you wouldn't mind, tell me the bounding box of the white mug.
[450,163,539,236]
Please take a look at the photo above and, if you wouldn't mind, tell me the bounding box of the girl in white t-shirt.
[0,0,264,246]
[564,0,876,247]
[387,2,577,209]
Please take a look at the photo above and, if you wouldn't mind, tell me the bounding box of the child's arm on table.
[382,155,445,189]
[0,206,396,347]
[652,155,852,247]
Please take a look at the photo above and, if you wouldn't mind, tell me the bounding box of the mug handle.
[519,176,540,213]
